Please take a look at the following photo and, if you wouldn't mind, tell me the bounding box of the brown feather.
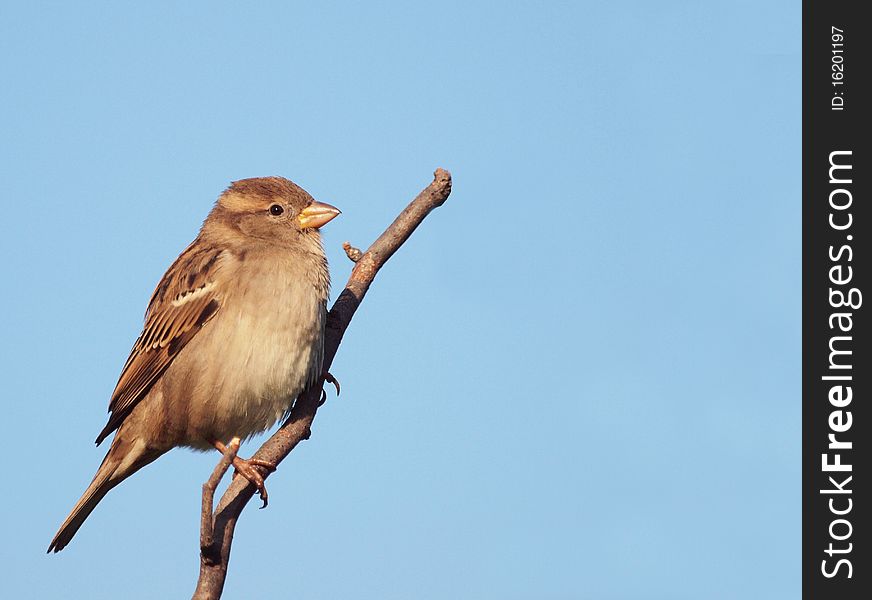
[95,246,227,445]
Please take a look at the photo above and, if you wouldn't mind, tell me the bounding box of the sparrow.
[48,177,340,553]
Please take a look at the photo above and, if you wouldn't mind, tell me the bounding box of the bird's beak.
[297,201,341,229]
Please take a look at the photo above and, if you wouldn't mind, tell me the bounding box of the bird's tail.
[48,437,160,553]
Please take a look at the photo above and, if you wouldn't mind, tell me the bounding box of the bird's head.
[209,176,340,244]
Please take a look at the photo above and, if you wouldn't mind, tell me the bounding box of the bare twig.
[343,241,363,262]
[199,437,240,565]
[192,168,452,600]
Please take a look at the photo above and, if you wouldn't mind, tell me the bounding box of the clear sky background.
[0,2,799,598]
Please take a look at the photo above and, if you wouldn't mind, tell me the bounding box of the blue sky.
[0,2,799,598]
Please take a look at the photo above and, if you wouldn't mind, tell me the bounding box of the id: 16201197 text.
[831,26,845,111]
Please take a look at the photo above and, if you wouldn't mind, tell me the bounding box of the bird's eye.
[269,204,284,216]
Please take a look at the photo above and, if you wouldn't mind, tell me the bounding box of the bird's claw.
[231,457,276,508]
[323,371,340,396]
[213,440,276,507]
[246,458,277,472]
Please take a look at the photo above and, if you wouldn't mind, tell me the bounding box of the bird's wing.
[95,243,228,445]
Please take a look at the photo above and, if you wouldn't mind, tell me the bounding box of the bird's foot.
[324,371,340,396]
[213,440,276,508]
[319,372,341,406]
[231,456,276,508]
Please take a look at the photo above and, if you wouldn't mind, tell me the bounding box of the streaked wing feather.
[95,245,227,445]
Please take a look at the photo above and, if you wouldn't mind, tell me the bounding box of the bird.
[48,177,340,553]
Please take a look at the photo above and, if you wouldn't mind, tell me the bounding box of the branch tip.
[343,241,363,262]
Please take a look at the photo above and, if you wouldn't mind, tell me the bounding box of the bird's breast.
[181,257,328,444]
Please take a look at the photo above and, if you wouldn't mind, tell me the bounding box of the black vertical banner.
[804,1,869,598]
